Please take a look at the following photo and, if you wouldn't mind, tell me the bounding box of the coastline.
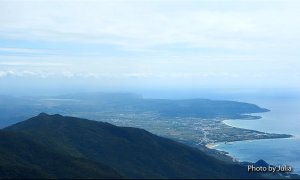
[206,135,296,150]
[202,117,292,146]
[222,119,236,127]
[205,143,219,149]
[205,119,299,176]
[205,119,295,150]
[206,138,300,177]
[222,119,295,140]
[204,118,295,160]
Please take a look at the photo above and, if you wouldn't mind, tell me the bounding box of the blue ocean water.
[216,138,300,174]
[215,98,300,174]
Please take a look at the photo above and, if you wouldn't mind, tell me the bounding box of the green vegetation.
[0,93,269,128]
[1,113,263,179]
[0,130,122,179]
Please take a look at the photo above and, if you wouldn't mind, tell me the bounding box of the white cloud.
[0,61,65,67]
[0,0,300,90]
[1,0,300,50]
[0,47,46,54]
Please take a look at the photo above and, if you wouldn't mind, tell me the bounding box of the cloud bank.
[0,0,300,93]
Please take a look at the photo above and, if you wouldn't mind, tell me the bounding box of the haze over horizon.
[0,0,300,96]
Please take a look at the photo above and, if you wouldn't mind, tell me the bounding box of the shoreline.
[201,118,293,153]
[205,143,219,149]
[222,118,298,138]
[205,119,295,164]
[205,120,299,176]
[206,139,300,176]
[206,119,296,150]
[206,135,297,150]
[221,119,296,139]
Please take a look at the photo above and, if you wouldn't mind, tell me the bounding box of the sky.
[0,0,300,96]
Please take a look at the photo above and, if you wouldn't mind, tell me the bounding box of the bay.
[214,97,300,174]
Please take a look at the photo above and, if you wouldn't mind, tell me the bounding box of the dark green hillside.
[0,131,122,179]
[3,113,262,179]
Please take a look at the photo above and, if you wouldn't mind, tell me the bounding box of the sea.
[214,97,300,174]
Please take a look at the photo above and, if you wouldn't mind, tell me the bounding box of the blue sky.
[0,0,300,95]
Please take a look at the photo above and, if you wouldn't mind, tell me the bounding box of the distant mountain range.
[0,113,263,179]
[0,93,269,127]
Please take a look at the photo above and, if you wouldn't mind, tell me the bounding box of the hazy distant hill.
[0,93,269,127]
[57,92,269,118]
[1,113,262,179]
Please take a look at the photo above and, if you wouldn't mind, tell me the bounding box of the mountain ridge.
[1,113,263,179]
[0,93,270,128]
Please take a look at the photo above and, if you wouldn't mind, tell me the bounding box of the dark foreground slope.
[2,113,262,179]
[0,131,122,179]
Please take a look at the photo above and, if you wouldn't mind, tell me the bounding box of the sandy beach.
[205,143,219,149]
